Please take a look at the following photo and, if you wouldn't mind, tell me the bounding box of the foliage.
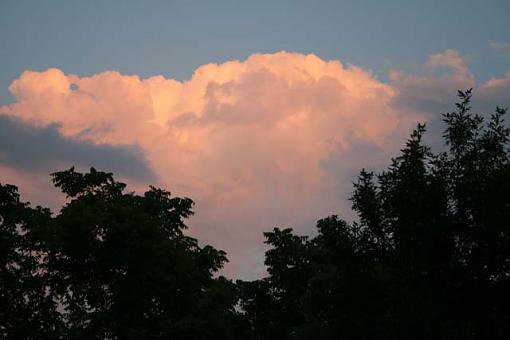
[1,167,246,339]
[238,90,510,339]
[0,184,61,339]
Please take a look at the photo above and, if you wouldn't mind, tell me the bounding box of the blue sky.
[1,0,509,105]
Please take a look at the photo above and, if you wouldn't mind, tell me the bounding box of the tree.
[1,167,247,339]
[239,90,510,339]
[0,184,62,339]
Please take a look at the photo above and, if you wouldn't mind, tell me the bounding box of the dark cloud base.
[0,115,155,182]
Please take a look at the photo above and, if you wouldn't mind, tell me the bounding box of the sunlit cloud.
[389,49,475,114]
[1,50,507,278]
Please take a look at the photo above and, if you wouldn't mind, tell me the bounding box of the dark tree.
[1,167,248,339]
[239,90,510,339]
[0,184,62,339]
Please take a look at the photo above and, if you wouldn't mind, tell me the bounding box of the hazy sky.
[1,0,509,279]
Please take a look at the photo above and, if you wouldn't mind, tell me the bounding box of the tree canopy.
[1,90,509,339]
[1,167,248,339]
[238,90,510,339]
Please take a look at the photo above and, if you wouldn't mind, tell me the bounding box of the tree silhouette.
[0,184,62,339]
[239,90,510,339]
[1,167,248,339]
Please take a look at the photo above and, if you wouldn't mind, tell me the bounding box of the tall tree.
[240,90,510,339]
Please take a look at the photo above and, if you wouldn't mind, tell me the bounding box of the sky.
[0,0,509,279]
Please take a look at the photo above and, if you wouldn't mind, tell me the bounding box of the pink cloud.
[478,71,510,107]
[1,50,507,279]
[426,49,471,75]
[389,49,475,114]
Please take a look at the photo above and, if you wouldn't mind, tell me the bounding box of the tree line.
[1,90,509,339]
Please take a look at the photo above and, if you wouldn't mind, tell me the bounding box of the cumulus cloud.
[389,49,475,114]
[1,51,508,279]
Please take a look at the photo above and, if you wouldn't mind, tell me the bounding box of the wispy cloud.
[490,42,510,58]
